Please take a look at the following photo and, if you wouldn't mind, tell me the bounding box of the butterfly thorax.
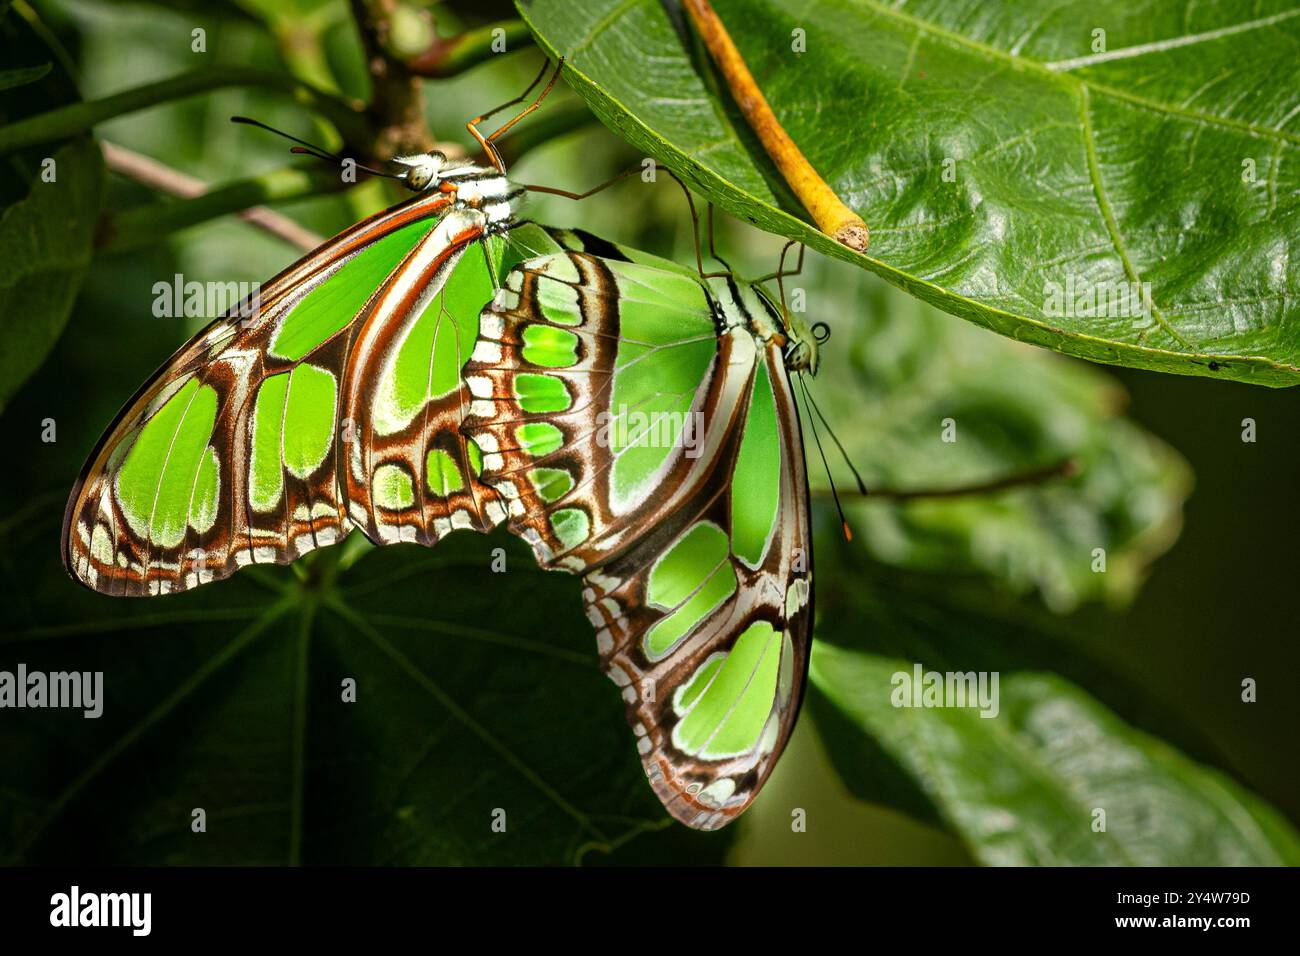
[706,275,820,376]
[392,151,522,229]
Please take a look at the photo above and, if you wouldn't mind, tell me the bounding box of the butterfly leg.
[467,58,564,172]
[753,240,806,284]
[667,177,733,281]
[520,164,643,202]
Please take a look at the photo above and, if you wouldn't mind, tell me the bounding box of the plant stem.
[407,19,533,77]
[349,0,433,156]
[99,162,341,255]
[682,0,869,251]
[0,68,367,156]
[99,141,325,252]
[820,458,1081,502]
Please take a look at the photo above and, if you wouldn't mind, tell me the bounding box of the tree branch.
[349,0,434,156]
[0,68,367,156]
[818,457,1081,502]
[683,0,868,250]
[99,142,326,252]
[98,146,341,255]
[407,19,532,77]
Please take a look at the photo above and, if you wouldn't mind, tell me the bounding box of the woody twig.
[815,458,1081,502]
[683,0,868,251]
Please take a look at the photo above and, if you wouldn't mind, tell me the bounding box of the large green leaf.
[518,0,1300,386]
[0,12,104,415]
[0,523,727,865]
[808,568,1300,866]
[0,64,51,92]
[0,139,103,415]
[807,257,1190,611]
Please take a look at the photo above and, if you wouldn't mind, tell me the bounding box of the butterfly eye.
[405,165,434,191]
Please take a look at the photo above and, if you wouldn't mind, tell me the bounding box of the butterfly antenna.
[230,116,403,181]
[796,373,854,541]
[800,376,868,495]
[231,116,338,157]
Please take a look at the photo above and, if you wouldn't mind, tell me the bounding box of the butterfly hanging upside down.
[460,242,818,829]
[63,64,560,596]
[61,61,820,830]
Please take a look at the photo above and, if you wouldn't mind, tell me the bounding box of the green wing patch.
[461,247,813,829]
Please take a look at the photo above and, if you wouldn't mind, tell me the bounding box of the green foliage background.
[0,0,1297,865]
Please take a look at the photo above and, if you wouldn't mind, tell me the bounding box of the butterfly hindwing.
[462,245,813,829]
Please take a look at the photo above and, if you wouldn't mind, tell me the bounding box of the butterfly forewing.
[462,245,813,829]
[63,188,561,597]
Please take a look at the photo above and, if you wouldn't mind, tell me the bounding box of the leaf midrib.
[1043,9,1300,72]
[327,598,615,847]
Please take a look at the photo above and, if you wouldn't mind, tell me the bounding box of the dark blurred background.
[1,0,1295,864]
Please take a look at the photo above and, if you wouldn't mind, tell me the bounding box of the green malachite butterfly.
[61,63,820,829]
[460,242,817,829]
[62,80,553,596]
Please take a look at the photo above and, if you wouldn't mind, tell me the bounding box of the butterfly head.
[392,151,450,191]
[747,282,821,376]
[782,311,822,376]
